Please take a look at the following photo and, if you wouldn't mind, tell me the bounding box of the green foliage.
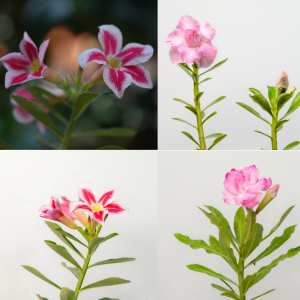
[80,277,131,291]
[72,127,136,138]
[284,141,300,150]
[89,258,136,268]
[182,131,200,147]
[60,287,75,300]
[0,138,14,150]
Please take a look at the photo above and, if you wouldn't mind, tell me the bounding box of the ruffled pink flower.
[0,32,49,88]
[69,183,128,225]
[10,86,48,134]
[77,25,153,98]
[222,165,272,208]
[166,15,218,68]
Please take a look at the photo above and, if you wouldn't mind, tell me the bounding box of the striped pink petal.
[105,202,128,216]
[77,48,107,69]
[38,39,49,64]
[99,189,118,206]
[123,64,153,89]
[0,53,30,71]
[78,183,98,205]
[5,70,29,88]
[92,210,107,225]
[69,201,92,213]
[19,32,39,62]
[98,25,123,56]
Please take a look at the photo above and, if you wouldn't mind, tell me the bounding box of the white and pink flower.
[69,183,128,225]
[0,32,49,88]
[166,15,218,68]
[77,25,153,98]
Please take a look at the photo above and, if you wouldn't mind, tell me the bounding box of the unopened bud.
[256,184,280,214]
[74,209,88,228]
[59,215,78,229]
[89,65,105,84]
[43,68,63,84]
[276,71,289,92]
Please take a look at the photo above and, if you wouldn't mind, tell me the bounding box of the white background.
[158,0,300,150]
[158,151,300,299]
[0,151,157,300]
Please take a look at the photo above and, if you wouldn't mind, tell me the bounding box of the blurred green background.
[0,0,157,149]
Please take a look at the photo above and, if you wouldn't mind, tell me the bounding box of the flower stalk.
[271,109,278,150]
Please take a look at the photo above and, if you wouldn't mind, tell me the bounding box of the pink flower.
[222,165,272,208]
[69,183,128,225]
[166,15,218,68]
[10,86,48,134]
[0,32,49,88]
[77,25,153,98]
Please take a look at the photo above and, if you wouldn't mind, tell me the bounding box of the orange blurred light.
[0,43,8,67]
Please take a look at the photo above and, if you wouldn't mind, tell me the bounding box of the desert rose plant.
[0,25,154,150]
[175,165,299,299]
[237,72,300,150]
[23,183,135,300]
[166,15,228,150]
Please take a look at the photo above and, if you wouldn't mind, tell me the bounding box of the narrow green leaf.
[203,96,226,111]
[220,292,240,299]
[277,89,295,111]
[97,146,126,150]
[283,141,300,150]
[73,92,99,120]
[36,135,55,149]
[72,127,136,138]
[187,264,237,286]
[173,98,191,106]
[185,105,198,116]
[280,92,300,120]
[267,86,276,101]
[178,63,192,77]
[60,287,75,300]
[250,289,276,300]
[243,210,256,244]
[37,295,48,300]
[244,223,263,258]
[199,77,212,85]
[236,102,271,125]
[262,206,295,241]
[22,265,61,290]
[199,58,228,76]
[182,131,200,147]
[249,88,263,95]
[92,92,116,103]
[208,134,227,150]
[81,277,130,291]
[45,241,82,269]
[0,138,14,150]
[56,229,88,248]
[11,95,63,139]
[195,92,204,104]
[234,207,245,244]
[243,273,257,293]
[172,118,197,129]
[89,233,119,255]
[203,111,217,124]
[249,94,273,116]
[89,257,136,268]
[275,119,289,132]
[205,133,223,139]
[254,131,272,139]
[61,262,81,279]
[211,284,233,293]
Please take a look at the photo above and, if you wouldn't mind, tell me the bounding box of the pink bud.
[74,209,89,228]
[276,71,289,91]
[59,215,78,229]
[43,68,63,84]
[255,184,280,214]
[89,65,105,84]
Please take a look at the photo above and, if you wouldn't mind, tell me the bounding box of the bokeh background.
[0,0,157,149]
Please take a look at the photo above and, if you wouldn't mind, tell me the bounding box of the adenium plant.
[166,15,228,150]
[175,165,299,299]
[0,26,154,150]
[23,183,135,300]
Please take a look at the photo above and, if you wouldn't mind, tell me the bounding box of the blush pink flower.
[166,15,218,68]
[77,25,153,98]
[0,32,49,88]
[69,183,128,225]
[222,165,272,208]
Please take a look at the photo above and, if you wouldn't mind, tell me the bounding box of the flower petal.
[12,106,34,124]
[250,178,268,193]
[262,177,272,191]
[178,44,198,64]
[39,205,51,214]
[105,202,128,216]
[77,48,107,69]
[194,55,214,68]
[166,29,186,47]
[78,183,98,205]
[198,40,218,60]
[92,210,107,225]
[176,15,200,31]
[0,52,30,71]
[122,64,153,89]
[19,32,39,62]
[99,189,118,206]
[69,201,92,213]
[169,47,183,65]
[117,43,154,66]
[199,22,216,40]
[60,197,75,220]
[98,25,123,56]
[46,209,64,221]
[234,193,257,205]
[103,67,132,98]
[224,169,246,195]
[241,165,259,185]
[222,189,237,205]
[242,192,262,208]
[39,39,50,64]
[5,70,29,88]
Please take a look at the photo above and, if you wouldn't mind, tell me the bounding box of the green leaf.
[182,131,200,147]
[172,118,197,129]
[61,262,81,279]
[262,206,295,241]
[199,58,228,76]
[277,89,295,111]
[234,207,245,244]
[56,229,88,248]
[283,141,300,150]
[73,92,99,120]
[221,292,240,299]
[89,257,136,268]
[267,86,276,101]
[60,287,75,300]
[211,284,233,293]
[243,273,257,293]
[81,277,131,291]
[243,210,256,244]
[244,223,263,258]
[219,228,239,273]
[22,265,61,290]
[275,119,289,132]
[0,137,14,150]
[249,94,273,116]
[199,77,212,85]
[249,88,263,95]
[173,98,191,106]
[205,133,223,139]
[208,134,227,150]
[195,92,204,103]
[89,233,119,255]
[252,246,300,287]
[250,289,276,300]
[45,241,82,269]
[178,63,192,77]
[72,127,136,138]
[203,96,226,111]
[97,146,126,150]
[37,295,48,300]
[187,264,237,286]
[236,102,271,125]
[254,131,272,139]
[185,105,198,116]
[280,92,300,120]
[246,225,296,267]
[11,95,63,139]
[92,92,116,103]
[203,111,217,124]
[36,135,55,149]
[45,221,84,259]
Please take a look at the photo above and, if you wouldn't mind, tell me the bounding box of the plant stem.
[74,252,91,300]
[238,245,246,300]
[60,114,76,149]
[192,63,206,150]
[271,110,278,150]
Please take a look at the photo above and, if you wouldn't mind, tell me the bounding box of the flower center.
[30,60,40,73]
[107,56,121,69]
[91,204,103,212]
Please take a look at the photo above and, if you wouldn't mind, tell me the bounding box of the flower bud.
[276,71,289,92]
[91,218,98,230]
[43,68,64,84]
[255,184,279,214]
[89,65,105,84]
[59,215,78,229]
[74,209,88,228]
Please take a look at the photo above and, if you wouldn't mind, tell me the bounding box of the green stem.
[74,252,91,300]
[238,245,246,300]
[271,110,278,150]
[60,114,76,149]
[192,63,206,150]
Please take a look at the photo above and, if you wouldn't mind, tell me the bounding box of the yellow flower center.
[91,204,103,212]
[30,60,41,72]
[107,56,121,69]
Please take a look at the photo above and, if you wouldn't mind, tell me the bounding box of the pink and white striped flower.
[0,32,49,88]
[69,183,128,225]
[77,25,153,98]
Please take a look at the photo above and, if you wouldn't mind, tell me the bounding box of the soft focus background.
[158,0,300,150]
[158,151,300,299]
[0,151,157,300]
[0,0,157,149]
